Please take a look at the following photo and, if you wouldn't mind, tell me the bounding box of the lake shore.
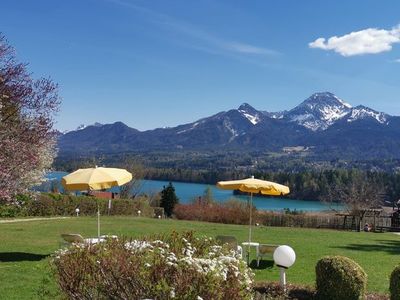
[41,172,343,212]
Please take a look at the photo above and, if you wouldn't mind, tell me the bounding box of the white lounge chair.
[256,244,279,266]
[61,233,105,245]
[216,235,243,258]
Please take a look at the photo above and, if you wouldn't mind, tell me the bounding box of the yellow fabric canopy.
[61,167,132,191]
[217,177,290,196]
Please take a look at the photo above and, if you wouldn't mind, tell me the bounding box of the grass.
[0,216,399,299]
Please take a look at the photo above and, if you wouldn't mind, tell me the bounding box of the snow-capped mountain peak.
[237,103,261,125]
[74,122,104,132]
[286,92,353,131]
[301,92,351,108]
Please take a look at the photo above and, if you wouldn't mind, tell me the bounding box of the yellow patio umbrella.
[217,176,290,264]
[62,167,132,237]
[61,167,132,191]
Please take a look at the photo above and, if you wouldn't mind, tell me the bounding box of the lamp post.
[273,245,296,292]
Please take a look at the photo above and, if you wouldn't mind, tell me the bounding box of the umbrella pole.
[97,203,101,239]
[247,192,253,265]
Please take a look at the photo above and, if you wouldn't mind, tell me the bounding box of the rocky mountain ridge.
[58,92,400,160]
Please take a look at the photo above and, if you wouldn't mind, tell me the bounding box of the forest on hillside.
[54,151,400,204]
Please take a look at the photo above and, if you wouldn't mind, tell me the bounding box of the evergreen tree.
[160,182,179,217]
[203,186,214,205]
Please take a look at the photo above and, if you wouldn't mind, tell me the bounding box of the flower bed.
[52,232,254,299]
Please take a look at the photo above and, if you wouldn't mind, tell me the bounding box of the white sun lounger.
[61,233,105,245]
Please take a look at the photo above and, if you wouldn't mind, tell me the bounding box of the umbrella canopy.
[217,177,290,196]
[217,176,290,265]
[61,167,132,191]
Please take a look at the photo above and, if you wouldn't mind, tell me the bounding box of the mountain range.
[58,92,400,160]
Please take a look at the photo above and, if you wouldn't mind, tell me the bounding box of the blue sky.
[1,0,400,131]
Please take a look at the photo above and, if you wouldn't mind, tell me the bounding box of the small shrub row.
[174,199,254,225]
[52,231,254,299]
[173,200,343,229]
[0,193,154,218]
[258,211,344,229]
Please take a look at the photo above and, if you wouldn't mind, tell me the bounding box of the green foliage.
[174,199,252,225]
[160,182,179,217]
[0,193,154,218]
[390,265,400,300]
[315,256,367,300]
[36,264,60,299]
[0,205,20,218]
[52,231,253,300]
[15,194,34,203]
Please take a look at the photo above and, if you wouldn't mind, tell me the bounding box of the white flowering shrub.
[52,231,254,299]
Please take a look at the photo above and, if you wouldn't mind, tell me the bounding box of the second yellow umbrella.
[217,176,290,264]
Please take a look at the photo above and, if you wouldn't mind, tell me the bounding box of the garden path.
[0,216,71,223]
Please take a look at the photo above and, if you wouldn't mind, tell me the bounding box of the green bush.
[315,256,367,300]
[174,199,253,225]
[0,193,155,218]
[0,205,20,218]
[390,265,400,300]
[52,231,254,299]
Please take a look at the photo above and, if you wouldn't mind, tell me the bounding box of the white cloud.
[107,0,278,58]
[225,42,278,55]
[395,59,400,63]
[309,25,400,56]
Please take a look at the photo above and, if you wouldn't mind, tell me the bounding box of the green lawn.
[0,216,399,299]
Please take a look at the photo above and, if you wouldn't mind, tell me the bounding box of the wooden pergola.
[335,208,383,231]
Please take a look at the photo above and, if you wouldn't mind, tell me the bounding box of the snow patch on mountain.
[269,113,285,119]
[346,106,388,124]
[240,112,260,125]
[76,124,86,131]
[75,122,103,131]
[319,104,351,123]
[223,119,239,142]
[176,122,200,134]
[336,97,352,109]
[238,103,262,125]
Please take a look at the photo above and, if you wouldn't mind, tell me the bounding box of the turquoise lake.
[43,172,341,212]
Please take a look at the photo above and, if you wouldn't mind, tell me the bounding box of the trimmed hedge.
[316,256,367,300]
[174,199,252,225]
[390,265,400,300]
[0,193,155,218]
[174,201,346,229]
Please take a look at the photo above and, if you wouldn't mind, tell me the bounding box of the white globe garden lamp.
[273,245,296,291]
